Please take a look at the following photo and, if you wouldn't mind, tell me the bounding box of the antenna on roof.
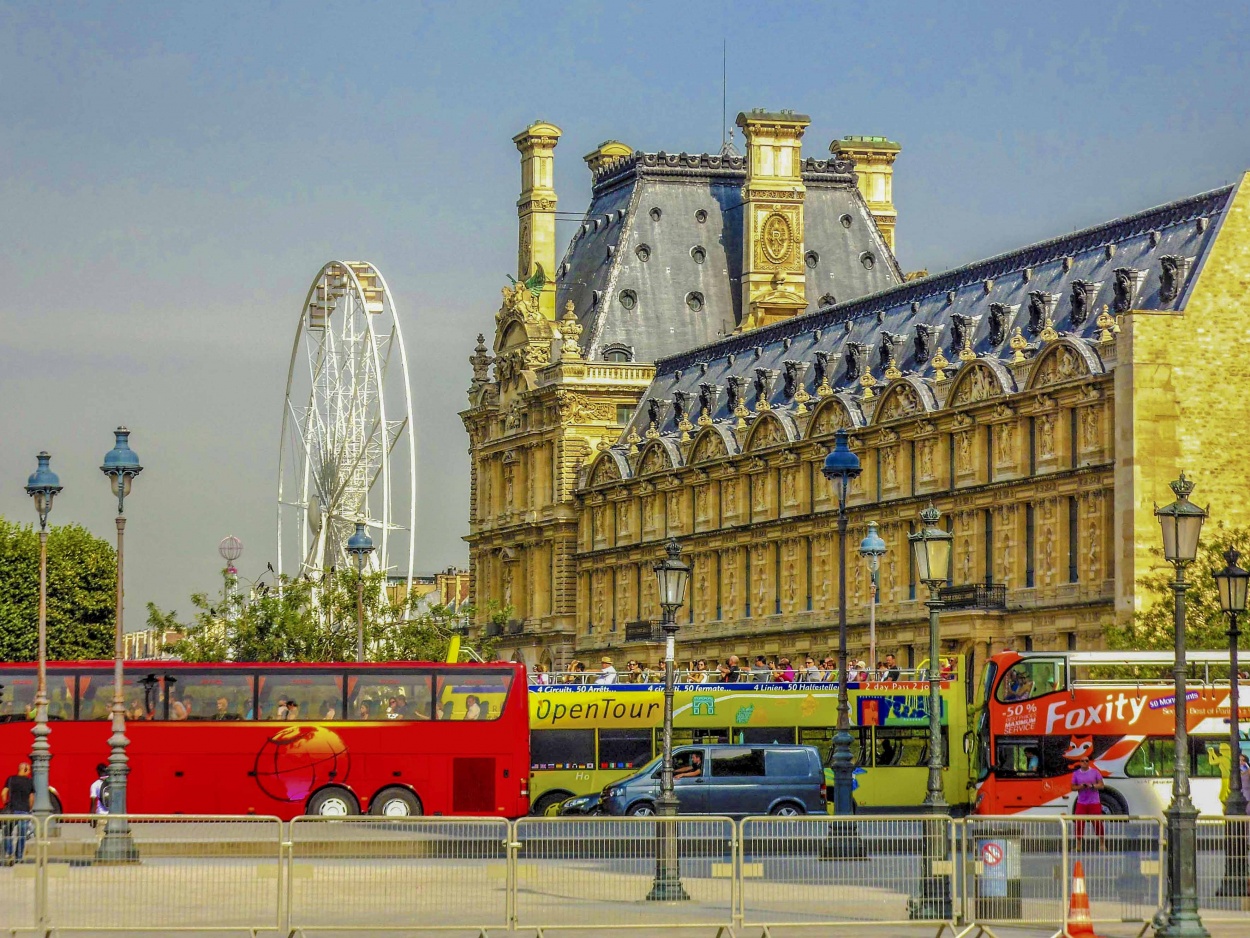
[721,39,728,150]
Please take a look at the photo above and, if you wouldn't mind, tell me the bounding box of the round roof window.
[636,244,651,262]
[805,251,819,269]
[695,209,708,223]
[619,289,637,310]
[840,214,853,229]
[861,252,875,270]
[691,246,706,264]
[649,207,662,221]
[686,292,705,312]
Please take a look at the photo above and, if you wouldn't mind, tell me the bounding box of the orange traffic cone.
[1066,860,1104,938]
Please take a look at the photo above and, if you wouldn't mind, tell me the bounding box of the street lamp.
[98,427,142,862]
[1214,547,1249,898]
[908,503,952,813]
[859,521,887,675]
[346,520,375,663]
[821,428,862,816]
[24,452,62,820]
[1154,472,1209,938]
[648,537,690,903]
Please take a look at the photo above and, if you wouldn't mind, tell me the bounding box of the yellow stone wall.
[1116,173,1250,618]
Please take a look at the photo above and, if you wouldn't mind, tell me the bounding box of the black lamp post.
[908,503,953,813]
[821,428,862,816]
[98,427,142,862]
[1154,473,1209,938]
[647,537,690,902]
[346,520,375,663]
[1214,547,1248,898]
[24,452,62,820]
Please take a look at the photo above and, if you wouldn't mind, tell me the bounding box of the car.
[552,793,602,816]
[600,744,826,817]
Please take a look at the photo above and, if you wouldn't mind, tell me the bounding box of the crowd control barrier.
[0,812,1246,936]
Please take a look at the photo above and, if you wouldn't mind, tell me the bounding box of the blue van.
[599,744,826,817]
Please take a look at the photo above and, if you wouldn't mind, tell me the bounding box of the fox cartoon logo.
[1064,736,1093,762]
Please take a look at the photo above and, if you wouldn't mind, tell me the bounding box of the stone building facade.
[463,111,1250,672]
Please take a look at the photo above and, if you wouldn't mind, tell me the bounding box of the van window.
[766,749,810,777]
[711,748,765,777]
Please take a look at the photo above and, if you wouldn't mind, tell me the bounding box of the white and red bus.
[0,660,529,819]
[972,650,1245,817]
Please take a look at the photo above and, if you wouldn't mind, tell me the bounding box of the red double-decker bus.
[0,660,529,819]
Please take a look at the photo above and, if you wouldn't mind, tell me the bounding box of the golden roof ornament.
[645,420,661,440]
[1039,316,1059,343]
[596,434,612,452]
[697,407,713,427]
[931,348,951,383]
[559,301,583,358]
[884,354,902,380]
[733,396,751,430]
[625,426,641,455]
[1096,304,1119,343]
[1009,327,1028,363]
[958,337,976,363]
[677,413,694,443]
[815,373,834,398]
[860,371,878,400]
[793,383,812,416]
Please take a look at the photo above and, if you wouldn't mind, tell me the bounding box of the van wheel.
[307,787,360,817]
[1098,789,1128,816]
[770,802,805,817]
[627,802,656,816]
[369,787,421,817]
[531,791,571,816]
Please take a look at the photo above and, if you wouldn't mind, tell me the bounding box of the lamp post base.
[95,829,139,864]
[647,794,689,902]
[1156,800,1209,938]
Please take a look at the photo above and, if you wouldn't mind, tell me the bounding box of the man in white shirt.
[594,657,617,684]
[88,763,109,816]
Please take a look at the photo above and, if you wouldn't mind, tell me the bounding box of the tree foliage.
[1109,522,1250,653]
[0,517,117,662]
[155,569,502,664]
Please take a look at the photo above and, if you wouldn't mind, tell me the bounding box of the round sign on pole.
[981,842,1004,866]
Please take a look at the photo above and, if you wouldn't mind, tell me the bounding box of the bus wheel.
[307,787,360,817]
[531,791,571,816]
[1098,789,1128,816]
[369,787,422,818]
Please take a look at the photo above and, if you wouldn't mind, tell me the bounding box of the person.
[853,659,870,682]
[594,657,617,685]
[1070,755,1105,847]
[212,697,233,721]
[171,695,192,721]
[691,659,709,683]
[750,656,770,681]
[89,763,110,817]
[673,752,703,779]
[774,658,795,683]
[802,657,822,682]
[532,664,550,685]
[286,701,300,720]
[569,660,588,685]
[1240,753,1250,813]
[126,699,145,720]
[322,699,337,720]
[624,660,643,684]
[386,697,403,720]
[1,761,34,863]
[726,655,742,682]
[464,695,482,720]
[882,654,901,681]
[714,662,732,683]
[357,702,372,720]
[275,699,290,720]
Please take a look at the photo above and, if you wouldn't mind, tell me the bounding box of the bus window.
[994,736,1072,778]
[77,672,166,721]
[256,672,343,721]
[980,661,998,707]
[435,669,513,720]
[1192,737,1230,778]
[873,727,949,767]
[662,727,729,751]
[598,728,652,769]
[0,670,36,721]
[347,673,434,721]
[799,728,834,763]
[995,658,1065,703]
[531,728,595,770]
[165,671,254,721]
[734,726,796,746]
[1125,737,1175,778]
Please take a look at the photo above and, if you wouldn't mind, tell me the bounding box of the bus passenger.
[126,700,145,721]
[286,701,300,720]
[439,701,454,720]
[464,695,482,720]
[212,697,232,720]
[321,700,337,720]
[171,696,192,721]
[357,702,371,720]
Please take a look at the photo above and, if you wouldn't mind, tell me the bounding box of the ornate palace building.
[461,111,1250,675]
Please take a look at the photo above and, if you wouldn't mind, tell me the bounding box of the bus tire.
[369,787,422,818]
[1098,789,1128,816]
[307,786,360,817]
[531,791,571,816]
[627,802,656,817]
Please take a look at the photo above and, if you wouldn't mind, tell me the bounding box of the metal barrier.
[1197,816,1250,924]
[739,815,957,934]
[1063,815,1163,930]
[513,815,736,934]
[0,813,40,936]
[959,815,1068,937]
[287,816,510,935]
[41,814,283,934]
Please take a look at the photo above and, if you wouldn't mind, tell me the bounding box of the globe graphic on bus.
[253,725,350,803]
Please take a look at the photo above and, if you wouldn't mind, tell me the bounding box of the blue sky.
[0,0,1246,624]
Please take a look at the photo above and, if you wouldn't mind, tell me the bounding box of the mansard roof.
[554,151,901,365]
[608,182,1232,451]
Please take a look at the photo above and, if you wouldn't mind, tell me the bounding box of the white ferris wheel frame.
[276,260,416,597]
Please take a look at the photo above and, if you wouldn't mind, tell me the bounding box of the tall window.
[1025,504,1036,588]
[945,515,954,588]
[805,539,813,611]
[910,440,917,494]
[876,449,882,501]
[1069,408,1079,469]
[774,544,782,615]
[1029,418,1037,475]
[745,549,753,618]
[948,435,956,490]
[1068,496,1080,583]
[986,424,994,482]
[610,568,617,631]
[907,520,917,600]
[635,566,642,620]
[716,553,723,620]
[984,509,994,587]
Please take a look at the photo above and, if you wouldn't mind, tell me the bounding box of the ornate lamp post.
[1214,547,1249,897]
[98,427,142,861]
[908,503,953,813]
[24,452,63,820]
[1154,473,1209,938]
[346,520,375,663]
[647,538,690,902]
[859,521,887,675]
[821,428,862,816]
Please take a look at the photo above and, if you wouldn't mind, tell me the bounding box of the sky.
[0,0,1246,629]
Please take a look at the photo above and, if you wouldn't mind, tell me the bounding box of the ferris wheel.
[277,260,416,594]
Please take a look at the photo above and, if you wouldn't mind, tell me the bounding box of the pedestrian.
[89,763,110,818]
[1240,753,1250,814]
[1070,755,1105,848]
[1,761,34,864]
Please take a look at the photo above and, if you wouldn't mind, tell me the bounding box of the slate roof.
[613,182,1234,445]
[555,151,901,364]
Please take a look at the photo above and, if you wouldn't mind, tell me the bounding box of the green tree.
[1109,522,1250,653]
[157,569,501,663]
[0,517,117,662]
